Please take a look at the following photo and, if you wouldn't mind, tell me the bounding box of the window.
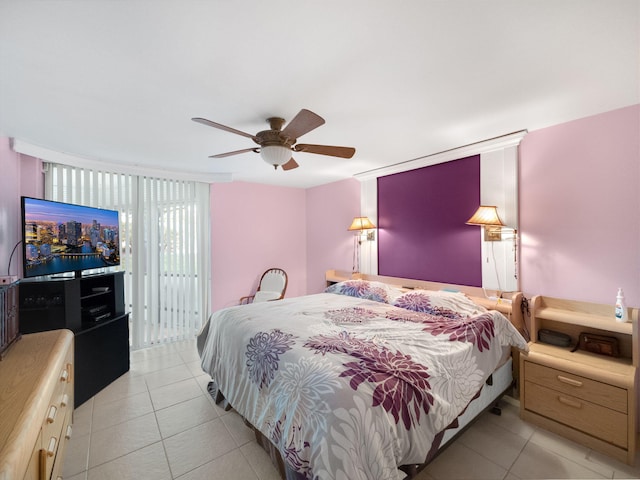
[45,163,211,349]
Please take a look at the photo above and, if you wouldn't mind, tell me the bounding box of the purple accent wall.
[377,155,482,286]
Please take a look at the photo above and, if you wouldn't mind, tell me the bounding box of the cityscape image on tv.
[23,198,120,277]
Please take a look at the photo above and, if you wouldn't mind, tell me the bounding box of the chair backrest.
[255,268,288,302]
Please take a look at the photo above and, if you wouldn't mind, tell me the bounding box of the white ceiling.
[1,1,638,188]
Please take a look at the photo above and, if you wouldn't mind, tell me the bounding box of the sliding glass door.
[45,163,211,349]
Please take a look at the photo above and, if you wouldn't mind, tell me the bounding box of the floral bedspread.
[199,292,528,480]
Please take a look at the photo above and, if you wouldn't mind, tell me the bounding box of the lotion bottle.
[615,288,628,323]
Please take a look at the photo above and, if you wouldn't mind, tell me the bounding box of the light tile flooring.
[63,339,640,480]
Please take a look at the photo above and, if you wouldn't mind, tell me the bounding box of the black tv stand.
[19,271,130,407]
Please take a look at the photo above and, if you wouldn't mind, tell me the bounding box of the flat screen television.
[21,197,120,279]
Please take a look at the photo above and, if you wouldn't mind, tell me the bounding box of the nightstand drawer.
[524,361,627,413]
[524,381,627,448]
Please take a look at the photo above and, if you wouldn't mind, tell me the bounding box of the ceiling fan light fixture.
[260,145,292,168]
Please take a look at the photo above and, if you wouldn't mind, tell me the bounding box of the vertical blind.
[44,163,211,350]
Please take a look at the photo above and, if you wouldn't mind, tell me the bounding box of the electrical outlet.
[0,276,18,285]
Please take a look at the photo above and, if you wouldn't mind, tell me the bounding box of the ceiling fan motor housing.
[255,129,295,148]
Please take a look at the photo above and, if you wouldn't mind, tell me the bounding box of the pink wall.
[0,138,21,276]
[20,155,44,199]
[210,181,307,311]
[305,178,361,294]
[520,104,640,305]
[0,138,43,277]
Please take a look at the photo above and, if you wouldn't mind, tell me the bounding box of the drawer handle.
[558,396,583,409]
[60,369,69,382]
[557,375,583,387]
[46,405,58,424]
[46,437,57,457]
[61,394,69,407]
[65,425,72,440]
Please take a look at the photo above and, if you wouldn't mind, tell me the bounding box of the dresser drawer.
[41,413,68,480]
[47,411,73,480]
[42,359,73,480]
[23,432,42,480]
[524,361,627,413]
[524,381,627,448]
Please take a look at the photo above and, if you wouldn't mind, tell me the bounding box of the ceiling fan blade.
[294,144,356,159]
[280,109,325,139]
[281,158,299,171]
[192,117,257,140]
[209,147,258,158]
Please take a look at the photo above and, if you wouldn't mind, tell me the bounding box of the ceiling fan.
[192,109,356,171]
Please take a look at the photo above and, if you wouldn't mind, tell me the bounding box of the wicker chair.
[239,268,288,305]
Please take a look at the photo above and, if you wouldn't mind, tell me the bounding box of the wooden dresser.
[0,330,74,480]
[520,295,638,465]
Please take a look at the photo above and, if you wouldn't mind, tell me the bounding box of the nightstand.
[520,295,638,465]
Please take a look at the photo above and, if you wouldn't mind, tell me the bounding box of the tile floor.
[63,339,640,480]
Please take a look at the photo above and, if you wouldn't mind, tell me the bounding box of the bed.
[198,273,528,479]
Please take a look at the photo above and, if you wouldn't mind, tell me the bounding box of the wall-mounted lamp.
[466,205,519,283]
[465,205,505,241]
[348,216,376,273]
[348,216,376,239]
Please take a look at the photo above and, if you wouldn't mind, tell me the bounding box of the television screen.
[21,197,120,278]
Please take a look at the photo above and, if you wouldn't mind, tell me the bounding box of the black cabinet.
[19,278,81,332]
[19,272,130,407]
[74,313,129,406]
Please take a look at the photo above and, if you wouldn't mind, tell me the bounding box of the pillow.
[392,289,486,318]
[253,291,282,302]
[325,280,402,303]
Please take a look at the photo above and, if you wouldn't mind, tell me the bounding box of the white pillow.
[253,291,282,302]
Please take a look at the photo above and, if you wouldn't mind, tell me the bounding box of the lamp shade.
[348,216,376,231]
[465,206,504,226]
[260,145,292,167]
